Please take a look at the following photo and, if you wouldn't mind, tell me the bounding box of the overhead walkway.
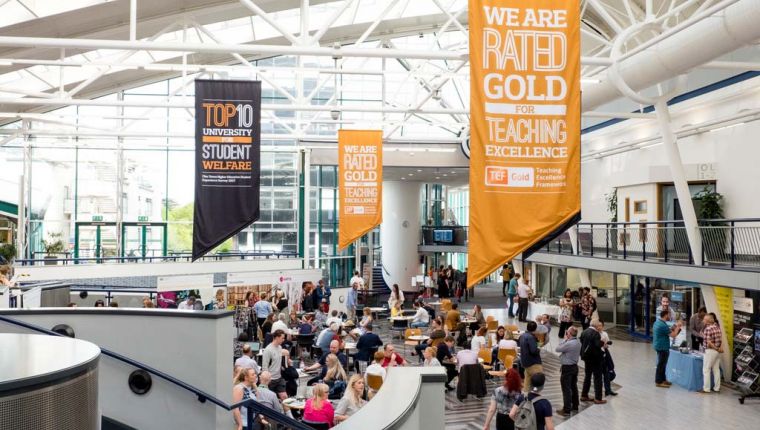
[528,219,760,291]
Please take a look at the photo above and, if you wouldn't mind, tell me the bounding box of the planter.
[44,255,58,266]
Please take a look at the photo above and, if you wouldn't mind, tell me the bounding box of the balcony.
[541,219,760,271]
[418,225,467,253]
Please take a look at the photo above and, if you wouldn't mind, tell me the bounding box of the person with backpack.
[579,319,606,404]
[509,373,554,430]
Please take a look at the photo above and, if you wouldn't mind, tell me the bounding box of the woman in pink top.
[303,383,335,427]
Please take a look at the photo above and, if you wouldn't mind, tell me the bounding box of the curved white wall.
[381,181,422,293]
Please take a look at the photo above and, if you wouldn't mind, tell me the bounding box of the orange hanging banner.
[338,130,383,250]
[467,0,581,287]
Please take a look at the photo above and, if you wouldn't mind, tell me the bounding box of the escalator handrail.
[0,314,310,430]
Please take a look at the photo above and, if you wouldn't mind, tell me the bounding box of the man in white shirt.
[350,271,365,290]
[410,301,430,328]
[234,344,261,373]
[177,295,197,310]
[365,351,387,381]
[516,277,532,322]
[271,313,290,339]
[455,348,479,371]
[325,310,342,329]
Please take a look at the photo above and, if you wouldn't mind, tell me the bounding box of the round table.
[408,335,430,343]
[390,316,414,322]
[461,318,477,325]
[283,398,306,410]
[343,342,357,351]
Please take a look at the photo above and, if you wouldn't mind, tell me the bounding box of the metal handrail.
[16,251,299,266]
[0,314,310,430]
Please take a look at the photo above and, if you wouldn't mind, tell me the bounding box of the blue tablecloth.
[666,350,704,391]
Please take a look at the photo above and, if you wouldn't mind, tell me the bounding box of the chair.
[296,333,316,360]
[486,315,495,323]
[478,348,492,371]
[403,328,422,354]
[501,355,514,370]
[391,318,409,339]
[497,348,517,367]
[366,373,384,392]
[303,420,330,430]
[486,320,498,333]
[441,299,452,312]
[535,332,546,347]
[505,324,519,335]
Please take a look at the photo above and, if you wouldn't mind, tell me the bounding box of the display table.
[526,302,561,321]
[666,350,705,391]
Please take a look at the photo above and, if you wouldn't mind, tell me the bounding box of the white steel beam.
[239,0,300,45]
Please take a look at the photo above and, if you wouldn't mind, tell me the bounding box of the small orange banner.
[338,130,383,250]
[467,0,581,287]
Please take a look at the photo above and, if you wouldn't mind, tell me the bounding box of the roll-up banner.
[467,1,581,287]
[338,130,383,250]
[192,80,261,261]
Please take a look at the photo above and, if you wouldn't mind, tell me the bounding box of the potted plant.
[0,243,16,264]
[695,186,725,262]
[42,233,65,265]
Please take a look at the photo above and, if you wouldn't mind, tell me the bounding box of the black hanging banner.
[192,79,261,261]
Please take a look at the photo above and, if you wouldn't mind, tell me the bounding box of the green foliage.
[695,186,724,221]
[605,190,618,223]
[0,243,16,262]
[166,202,235,254]
[42,232,65,254]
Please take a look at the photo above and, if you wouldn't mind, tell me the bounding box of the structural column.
[380,181,422,293]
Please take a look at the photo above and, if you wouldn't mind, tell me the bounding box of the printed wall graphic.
[192,80,261,260]
[338,130,383,250]
[467,0,581,287]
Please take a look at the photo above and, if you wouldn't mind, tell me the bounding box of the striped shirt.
[702,323,722,350]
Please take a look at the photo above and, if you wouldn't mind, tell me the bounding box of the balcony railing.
[17,250,298,266]
[542,219,760,270]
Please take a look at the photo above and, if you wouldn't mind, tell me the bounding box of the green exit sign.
[92,215,103,222]
[138,216,149,222]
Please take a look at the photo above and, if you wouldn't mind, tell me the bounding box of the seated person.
[390,301,403,317]
[411,301,430,328]
[423,347,441,367]
[315,323,340,352]
[303,383,334,428]
[381,344,407,368]
[298,314,317,334]
[334,374,367,424]
[445,303,462,332]
[322,353,348,398]
[234,344,261,373]
[413,317,445,362]
[326,310,343,328]
[364,351,387,397]
[535,314,551,336]
[358,307,374,335]
[468,304,486,332]
[455,347,479,371]
[492,329,518,366]
[437,336,458,391]
[470,326,488,352]
[305,340,347,385]
[314,307,328,328]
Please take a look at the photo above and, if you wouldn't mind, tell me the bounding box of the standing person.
[483,368,522,430]
[232,368,257,430]
[509,373,554,430]
[555,326,581,416]
[580,288,595,330]
[699,313,723,393]
[437,265,449,298]
[253,293,273,331]
[346,282,359,322]
[558,289,574,339]
[652,310,682,388]
[461,267,470,302]
[261,329,288,400]
[599,321,617,397]
[350,270,365,291]
[316,279,331,306]
[501,264,511,297]
[690,307,707,350]
[518,322,543,393]
[301,282,316,313]
[516,275,531,322]
[388,283,405,310]
[579,319,606,404]
[507,274,519,318]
